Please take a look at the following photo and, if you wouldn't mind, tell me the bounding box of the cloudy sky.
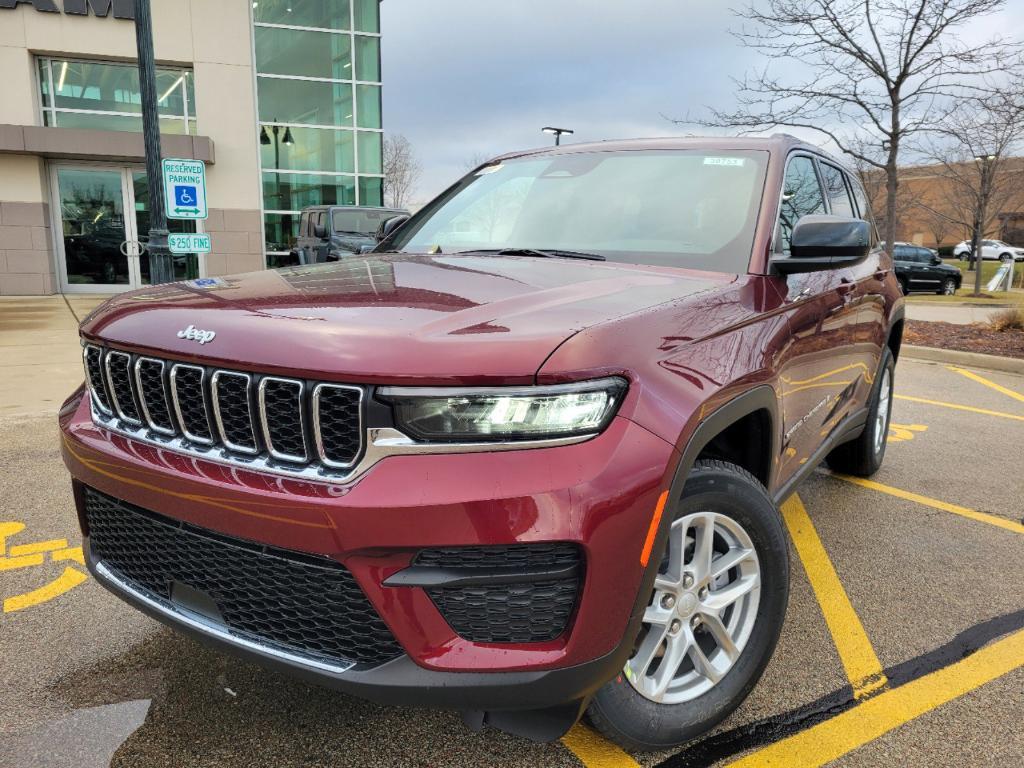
[381,0,1024,204]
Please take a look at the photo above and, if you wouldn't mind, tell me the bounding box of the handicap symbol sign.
[175,185,197,207]
[162,158,207,220]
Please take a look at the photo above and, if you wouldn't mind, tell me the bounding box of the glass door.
[54,167,132,292]
[130,172,199,284]
[54,165,205,292]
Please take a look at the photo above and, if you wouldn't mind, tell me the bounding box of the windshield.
[332,209,400,236]
[389,149,768,273]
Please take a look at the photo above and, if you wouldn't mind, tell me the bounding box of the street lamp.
[261,121,294,209]
[542,126,574,146]
[133,0,173,284]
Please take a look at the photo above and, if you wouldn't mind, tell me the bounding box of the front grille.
[415,544,583,644]
[84,487,403,667]
[260,378,307,461]
[136,358,174,434]
[213,371,258,453]
[83,345,111,414]
[105,351,141,424]
[82,344,365,477]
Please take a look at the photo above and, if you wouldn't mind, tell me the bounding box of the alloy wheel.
[873,366,892,455]
[625,511,761,704]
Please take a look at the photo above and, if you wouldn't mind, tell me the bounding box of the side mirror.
[313,223,328,239]
[771,215,871,275]
[376,214,411,243]
[931,255,942,266]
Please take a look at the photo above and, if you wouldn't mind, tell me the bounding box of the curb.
[902,345,1024,375]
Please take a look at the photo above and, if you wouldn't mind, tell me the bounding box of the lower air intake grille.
[84,487,403,667]
[415,544,582,644]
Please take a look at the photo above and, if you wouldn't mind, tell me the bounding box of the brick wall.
[203,208,265,276]
[0,201,55,295]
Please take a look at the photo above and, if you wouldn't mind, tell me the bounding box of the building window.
[254,0,384,266]
[37,58,195,135]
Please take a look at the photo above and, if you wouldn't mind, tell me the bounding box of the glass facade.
[38,58,195,135]
[253,0,384,266]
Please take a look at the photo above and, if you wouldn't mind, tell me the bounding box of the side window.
[299,213,310,238]
[848,177,871,219]
[314,212,326,236]
[893,245,910,261]
[819,162,856,217]
[918,248,934,263]
[778,155,825,253]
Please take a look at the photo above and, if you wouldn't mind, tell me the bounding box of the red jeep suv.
[60,136,903,751]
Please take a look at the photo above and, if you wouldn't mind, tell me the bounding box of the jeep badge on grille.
[176,324,217,345]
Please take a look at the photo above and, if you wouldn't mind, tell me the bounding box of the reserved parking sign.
[162,158,208,220]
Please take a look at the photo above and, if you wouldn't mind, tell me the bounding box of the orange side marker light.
[639,490,669,567]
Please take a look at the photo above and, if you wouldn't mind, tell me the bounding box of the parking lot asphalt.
[1,356,1022,768]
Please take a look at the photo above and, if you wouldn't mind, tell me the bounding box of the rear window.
[333,209,400,236]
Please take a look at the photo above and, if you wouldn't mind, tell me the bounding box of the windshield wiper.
[458,247,605,261]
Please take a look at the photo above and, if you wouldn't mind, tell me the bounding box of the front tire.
[826,347,895,477]
[586,460,789,752]
[939,278,957,296]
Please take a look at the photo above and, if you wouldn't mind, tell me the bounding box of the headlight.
[378,377,628,442]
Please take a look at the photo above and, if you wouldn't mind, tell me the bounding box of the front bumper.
[61,387,676,711]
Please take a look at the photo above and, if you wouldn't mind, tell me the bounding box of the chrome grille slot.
[313,384,364,468]
[170,364,213,444]
[82,344,367,481]
[83,345,111,414]
[104,351,142,425]
[134,357,175,435]
[259,377,308,463]
[212,371,259,454]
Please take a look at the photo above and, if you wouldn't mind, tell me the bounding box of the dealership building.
[0,0,383,295]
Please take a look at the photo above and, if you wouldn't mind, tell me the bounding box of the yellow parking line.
[8,538,68,557]
[948,366,1024,405]
[2,566,88,613]
[827,473,1024,535]
[781,496,887,699]
[562,723,641,768]
[0,553,45,572]
[724,627,1024,768]
[894,394,1024,422]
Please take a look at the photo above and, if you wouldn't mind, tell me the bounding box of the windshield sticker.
[703,157,746,167]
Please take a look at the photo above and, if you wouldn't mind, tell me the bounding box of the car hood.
[81,253,728,384]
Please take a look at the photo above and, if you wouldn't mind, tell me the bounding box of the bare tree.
[382,134,422,210]
[689,0,1019,251]
[918,82,1024,293]
[463,152,494,172]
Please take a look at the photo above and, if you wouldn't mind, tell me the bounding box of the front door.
[53,164,201,293]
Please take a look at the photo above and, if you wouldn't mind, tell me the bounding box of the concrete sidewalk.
[903,302,1005,325]
[0,295,106,417]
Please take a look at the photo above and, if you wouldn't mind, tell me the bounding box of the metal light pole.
[542,126,574,146]
[133,0,173,285]
[971,153,996,296]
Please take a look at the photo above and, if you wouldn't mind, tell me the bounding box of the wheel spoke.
[709,546,755,580]
[690,513,716,582]
[688,635,722,684]
[650,629,691,698]
[704,573,758,611]
[643,602,672,627]
[700,611,739,662]
[630,622,668,679]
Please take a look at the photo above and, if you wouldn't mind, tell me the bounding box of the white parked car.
[953,239,1024,262]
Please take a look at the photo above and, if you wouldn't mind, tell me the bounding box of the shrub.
[988,308,1024,332]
